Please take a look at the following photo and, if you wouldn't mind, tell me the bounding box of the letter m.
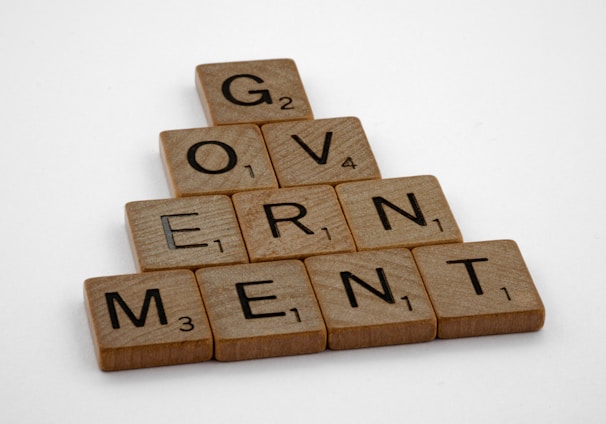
[105,289,168,329]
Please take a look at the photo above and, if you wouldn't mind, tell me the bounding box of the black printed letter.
[187,140,237,174]
[263,203,315,238]
[290,132,332,164]
[235,280,286,319]
[105,289,168,329]
[160,213,208,249]
[221,74,272,106]
[372,193,427,230]
[446,258,489,295]
[340,268,395,308]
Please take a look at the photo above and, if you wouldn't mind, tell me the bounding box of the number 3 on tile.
[178,316,194,332]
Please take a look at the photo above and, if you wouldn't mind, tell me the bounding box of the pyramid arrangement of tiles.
[84,59,545,371]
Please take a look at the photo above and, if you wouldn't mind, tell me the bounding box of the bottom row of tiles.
[84,239,545,371]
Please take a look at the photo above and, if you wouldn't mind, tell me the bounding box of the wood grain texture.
[336,175,463,250]
[160,124,278,196]
[84,270,213,371]
[412,240,545,338]
[195,59,313,126]
[304,249,436,350]
[196,260,326,361]
[261,116,381,187]
[125,196,248,271]
[232,185,355,262]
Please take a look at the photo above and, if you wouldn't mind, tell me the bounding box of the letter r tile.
[84,270,213,371]
[232,185,356,262]
[160,124,278,197]
[196,260,327,361]
[195,59,313,126]
[125,196,248,272]
[336,175,463,250]
[305,249,436,350]
[412,240,545,338]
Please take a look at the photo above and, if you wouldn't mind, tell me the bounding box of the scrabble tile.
[84,270,213,371]
[125,196,248,272]
[261,117,381,187]
[304,249,436,350]
[196,260,326,361]
[160,124,278,197]
[412,240,545,338]
[232,185,356,262]
[336,175,463,250]
[195,59,313,126]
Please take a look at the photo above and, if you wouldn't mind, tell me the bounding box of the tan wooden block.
[196,260,326,361]
[160,124,278,197]
[84,270,213,371]
[232,185,356,262]
[336,175,463,250]
[195,59,313,126]
[412,240,545,338]
[304,249,436,350]
[261,117,381,187]
[125,196,248,272]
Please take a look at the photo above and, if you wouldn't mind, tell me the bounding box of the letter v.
[290,132,332,164]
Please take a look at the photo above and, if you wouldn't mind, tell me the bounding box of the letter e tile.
[84,270,213,371]
[305,249,436,350]
[195,59,313,126]
[125,196,248,271]
[412,240,545,338]
[196,260,326,361]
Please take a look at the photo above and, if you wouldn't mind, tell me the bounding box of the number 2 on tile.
[280,97,294,110]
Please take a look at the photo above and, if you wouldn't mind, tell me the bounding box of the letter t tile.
[412,240,545,338]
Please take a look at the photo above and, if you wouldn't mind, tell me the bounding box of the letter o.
[187,140,238,174]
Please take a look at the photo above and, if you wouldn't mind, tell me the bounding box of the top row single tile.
[196,59,314,126]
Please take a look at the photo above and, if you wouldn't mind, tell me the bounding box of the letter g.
[221,74,273,106]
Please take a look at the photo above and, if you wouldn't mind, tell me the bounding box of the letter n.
[340,268,395,307]
[105,289,168,329]
[372,193,427,230]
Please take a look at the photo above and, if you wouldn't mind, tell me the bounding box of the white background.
[1,1,605,422]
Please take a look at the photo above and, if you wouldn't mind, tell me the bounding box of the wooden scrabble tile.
[304,249,436,350]
[412,240,545,338]
[232,185,356,262]
[160,124,278,197]
[84,270,213,371]
[261,117,381,187]
[125,196,248,272]
[336,175,463,250]
[195,260,326,361]
[195,59,313,126]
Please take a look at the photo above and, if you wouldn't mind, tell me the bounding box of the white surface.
[1,1,605,422]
